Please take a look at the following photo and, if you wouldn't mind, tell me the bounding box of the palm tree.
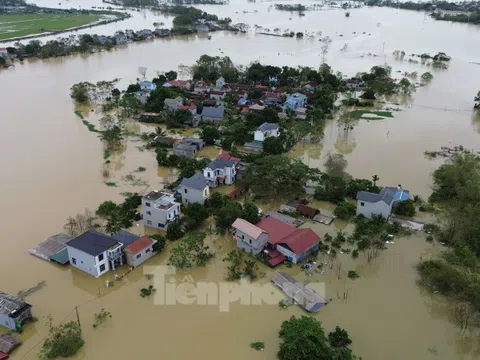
[155,127,167,137]
[372,174,379,187]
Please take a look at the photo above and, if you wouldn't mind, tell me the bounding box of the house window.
[158,223,165,228]
[98,253,104,262]
[146,202,151,207]
[146,248,151,253]
[72,257,76,265]
[184,189,188,194]
[249,239,252,244]
[136,254,141,259]
[147,220,152,225]
[361,202,365,206]
[147,211,151,215]
[99,264,106,272]
[241,235,244,239]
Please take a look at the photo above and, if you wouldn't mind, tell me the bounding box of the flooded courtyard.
[1,0,480,359]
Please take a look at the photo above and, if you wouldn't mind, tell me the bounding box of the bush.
[39,319,84,359]
[394,199,416,217]
[151,234,167,252]
[166,222,184,241]
[333,201,356,220]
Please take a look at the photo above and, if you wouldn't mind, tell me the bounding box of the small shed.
[271,272,327,312]
[296,204,319,219]
[29,233,73,264]
[266,212,304,227]
[0,335,21,354]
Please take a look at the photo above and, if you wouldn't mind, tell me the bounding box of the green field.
[349,110,394,120]
[0,13,103,40]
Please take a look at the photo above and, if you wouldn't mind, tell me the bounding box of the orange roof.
[125,235,154,254]
[232,218,265,240]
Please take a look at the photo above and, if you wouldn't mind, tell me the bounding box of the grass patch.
[81,120,99,133]
[349,110,394,120]
[0,13,102,40]
[105,182,117,187]
[74,111,84,120]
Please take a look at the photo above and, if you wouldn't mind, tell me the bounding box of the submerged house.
[0,292,33,331]
[124,235,156,267]
[356,186,410,219]
[0,334,22,355]
[66,231,124,278]
[179,172,210,204]
[245,122,280,152]
[173,137,205,158]
[142,190,181,231]
[203,158,237,187]
[29,233,73,264]
[231,218,268,254]
[284,92,307,110]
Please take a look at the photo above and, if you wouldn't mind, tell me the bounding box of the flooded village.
[2,0,480,359]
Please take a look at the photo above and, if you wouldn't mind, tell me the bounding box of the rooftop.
[206,158,236,170]
[201,105,225,119]
[257,216,319,254]
[0,292,30,316]
[125,235,154,255]
[67,230,119,257]
[356,186,409,206]
[111,230,140,247]
[232,218,266,240]
[29,233,73,262]
[0,334,22,354]
[217,151,240,162]
[258,122,279,132]
[181,172,209,190]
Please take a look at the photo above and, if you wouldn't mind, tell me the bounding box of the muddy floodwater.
[1,0,480,359]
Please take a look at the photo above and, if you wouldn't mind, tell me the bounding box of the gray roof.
[0,292,30,316]
[201,105,225,119]
[174,142,196,151]
[144,190,170,201]
[111,230,140,247]
[181,172,209,190]
[258,122,279,132]
[206,158,236,170]
[184,137,204,145]
[67,230,119,257]
[357,188,395,205]
[29,233,73,261]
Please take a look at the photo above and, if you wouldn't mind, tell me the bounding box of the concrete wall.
[180,185,209,204]
[0,314,15,330]
[234,230,267,254]
[276,243,319,264]
[254,130,265,142]
[67,247,110,277]
[356,200,391,219]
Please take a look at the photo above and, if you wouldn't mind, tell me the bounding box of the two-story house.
[193,80,212,94]
[66,230,124,278]
[142,190,181,230]
[164,96,183,112]
[203,158,236,187]
[215,76,226,89]
[231,218,268,254]
[254,122,280,142]
[139,81,157,93]
[356,185,410,219]
[179,172,210,204]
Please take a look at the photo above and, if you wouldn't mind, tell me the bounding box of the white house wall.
[356,200,391,219]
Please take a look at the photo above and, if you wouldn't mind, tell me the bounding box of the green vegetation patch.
[349,110,394,120]
[0,13,102,40]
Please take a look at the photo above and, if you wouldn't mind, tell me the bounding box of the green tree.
[39,319,84,360]
[166,222,184,241]
[372,174,379,187]
[169,232,214,269]
[183,203,209,230]
[263,136,285,155]
[96,201,118,218]
[205,192,228,213]
[334,201,356,220]
[119,94,143,117]
[394,199,416,217]
[165,70,178,81]
[337,110,359,134]
[201,126,220,145]
[324,153,348,179]
[244,258,259,280]
[70,82,92,103]
[421,72,433,83]
[398,78,415,95]
[328,326,352,348]
[223,250,243,280]
[241,201,261,224]
[475,91,480,109]
[216,201,243,229]
[244,155,319,198]
[0,57,6,66]
[150,234,167,252]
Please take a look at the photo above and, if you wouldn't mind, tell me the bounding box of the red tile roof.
[125,235,154,254]
[257,217,319,254]
[0,353,9,360]
[217,151,240,162]
[169,80,190,87]
[265,92,280,98]
[266,249,286,266]
[179,104,197,111]
[210,90,226,95]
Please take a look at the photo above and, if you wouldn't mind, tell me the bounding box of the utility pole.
[75,306,81,329]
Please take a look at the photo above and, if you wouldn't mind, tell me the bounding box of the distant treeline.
[367,0,480,24]
[274,3,306,12]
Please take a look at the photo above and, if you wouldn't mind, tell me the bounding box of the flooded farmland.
[1,0,480,359]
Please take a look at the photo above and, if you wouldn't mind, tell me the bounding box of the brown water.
[1,1,480,359]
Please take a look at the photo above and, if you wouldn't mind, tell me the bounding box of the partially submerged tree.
[169,232,214,269]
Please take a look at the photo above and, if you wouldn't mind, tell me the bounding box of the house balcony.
[107,243,124,261]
